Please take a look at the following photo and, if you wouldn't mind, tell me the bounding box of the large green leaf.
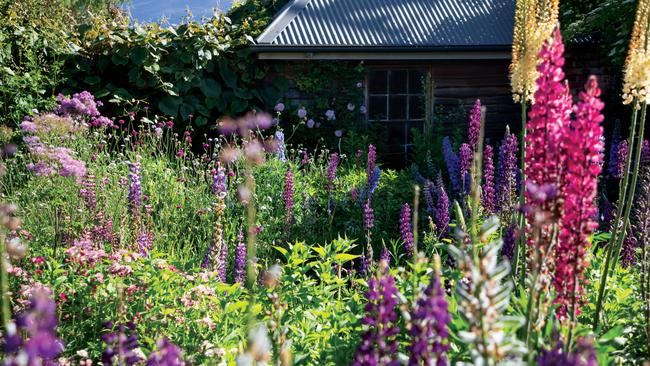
[130,46,148,65]
[199,78,222,98]
[218,60,237,89]
[158,96,182,117]
[179,103,195,120]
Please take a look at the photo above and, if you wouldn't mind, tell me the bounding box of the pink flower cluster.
[24,136,87,178]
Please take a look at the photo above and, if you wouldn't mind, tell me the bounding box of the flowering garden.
[1,0,650,365]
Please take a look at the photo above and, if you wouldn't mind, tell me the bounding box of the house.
[252,0,520,166]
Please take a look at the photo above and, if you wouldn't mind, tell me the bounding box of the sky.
[128,0,233,23]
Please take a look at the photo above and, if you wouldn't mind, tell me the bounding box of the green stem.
[0,230,11,332]
[594,103,643,329]
[610,104,647,272]
[516,99,527,286]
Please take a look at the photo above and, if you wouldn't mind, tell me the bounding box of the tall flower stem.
[516,99,527,286]
[594,103,644,329]
[0,228,10,333]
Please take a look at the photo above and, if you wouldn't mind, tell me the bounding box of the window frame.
[364,68,429,123]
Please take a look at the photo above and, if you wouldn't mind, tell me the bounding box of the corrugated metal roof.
[257,0,515,48]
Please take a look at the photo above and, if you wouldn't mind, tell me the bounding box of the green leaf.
[179,103,195,120]
[230,99,248,114]
[219,60,237,89]
[84,76,101,85]
[312,246,326,258]
[194,116,208,127]
[274,246,288,256]
[199,79,222,98]
[130,46,148,65]
[158,96,182,116]
[111,53,128,66]
[333,253,359,263]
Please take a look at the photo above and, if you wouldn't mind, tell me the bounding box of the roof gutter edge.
[250,45,512,53]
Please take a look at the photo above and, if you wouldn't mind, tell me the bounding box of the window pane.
[389,70,407,94]
[368,70,388,94]
[408,69,427,94]
[389,95,407,120]
[369,95,388,121]
[409,95,425,120]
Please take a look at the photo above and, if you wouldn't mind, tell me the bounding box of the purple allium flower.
[482,145,496,215]
[612,139,629,179]
[297,107,307,119]
[607,125,622,178]
[442,137,460,194]
[274,103,285,112]
[20,120,38,133]
[399,204,414,258]
[146,338,184,366]
[408,273,450,366]
[56,91,101,119]
[434,175,450,237]
[360,105,367,114]
[102,322,143,366]
[3,289,64,364]
[496,127,519,219]
[325,110,336,121]
[234,230,247,284]
[327,153,340,193]
[128,161,142,218]
[347,103,356,111]
[283,167,294,223]
[351,263,400,366]
[537,337,597,366]
[366,144,377,180]
[501,225,516,260]
[275,131,286,162]
[458,143,472,193]
[90,116,114,128]
[468,99,482,150]
[363,198,374,232]
[306,119,315,128]
[335,129,343,137]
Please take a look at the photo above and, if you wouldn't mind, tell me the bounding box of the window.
[366,68,428,167]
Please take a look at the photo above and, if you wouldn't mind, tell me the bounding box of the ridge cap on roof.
[257,0,312,44]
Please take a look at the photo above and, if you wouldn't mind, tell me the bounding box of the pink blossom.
[554,76,604,321]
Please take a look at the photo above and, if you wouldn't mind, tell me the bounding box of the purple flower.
[458,143,472,193]
[482,145,496,215]
[102,322,143,366]
[234,230,247,284]
[274,103,285,112]
[468,99,481,150]
[306,119,315,128]
[442,137,460,194]
[335,129,343,137]
[537,337,597,366]
[146,338,184,366]
[399,204,414,258]
[367,167,381,197]
[212,163,227,198]
[363,198,374,232]
[137,230,154,257]
[358,253,370,278]
[128,161,142,218]
[327,153,340,193]
[56,91,101,119]
[424,180,435,213]
[360,105,367,114]
[434,176,450,237]
[297,107,307,119]
[380,246,391,264]
[217,239,228,282]
[3,289,64,364]
[607,125,622,178]
[641,139,650,166]
[325,110,336,121]
[501,225,516,260]
[496,127,519,220]
[367,145,377,187]
[612,139,629,179]
[275,131,286,162]
[620,234,637,269]
[283,167,294,223]
[408,273,450,366]
[351,263,400,366]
